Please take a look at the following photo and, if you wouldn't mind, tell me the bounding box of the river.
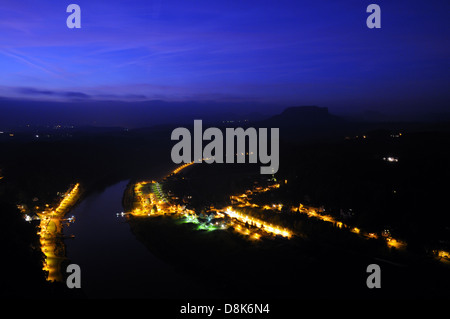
[63,180,210,299]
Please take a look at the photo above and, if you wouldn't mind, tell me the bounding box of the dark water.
[64,180,210,299]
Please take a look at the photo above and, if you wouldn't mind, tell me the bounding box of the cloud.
[63,91,91,99]
[14,87,90,100]
[16,87,55,96]
[0,49,58,76]
[124,94,148,99]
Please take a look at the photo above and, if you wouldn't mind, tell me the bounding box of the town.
[171,120,279,174]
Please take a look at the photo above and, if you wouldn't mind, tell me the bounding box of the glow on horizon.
[0,0,448,112]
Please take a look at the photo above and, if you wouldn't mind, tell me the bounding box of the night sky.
[0,0,449,126]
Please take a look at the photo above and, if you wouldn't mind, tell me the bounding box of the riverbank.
[124,162,450,299]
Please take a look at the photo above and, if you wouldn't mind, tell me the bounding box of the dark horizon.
[1,0,449,127]
[1,97,450,130]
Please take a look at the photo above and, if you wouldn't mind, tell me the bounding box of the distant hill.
[258,106,344,127]
[253,106,450,144]
[254,106,348,143]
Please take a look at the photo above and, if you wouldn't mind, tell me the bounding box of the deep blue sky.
[0,0,449,122]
